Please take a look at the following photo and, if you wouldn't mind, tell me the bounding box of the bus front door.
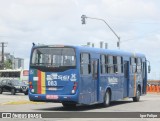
[91,59,99,103]
[142,62,147,94]
[124,61,129,97]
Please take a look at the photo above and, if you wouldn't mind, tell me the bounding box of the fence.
[147,85,160,93]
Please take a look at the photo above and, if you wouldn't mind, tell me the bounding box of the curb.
[0,100,45,105]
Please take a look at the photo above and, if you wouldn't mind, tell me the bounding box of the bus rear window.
[31,47,76,67]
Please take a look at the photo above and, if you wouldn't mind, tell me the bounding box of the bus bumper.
[28,92,78,103]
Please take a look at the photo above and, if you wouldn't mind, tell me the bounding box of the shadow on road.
[35,100,136,111]
[1,92,27,96]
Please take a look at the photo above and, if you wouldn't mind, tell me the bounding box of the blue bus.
[28,44,150,107]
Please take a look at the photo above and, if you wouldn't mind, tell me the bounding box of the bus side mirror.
[148,65,151,73]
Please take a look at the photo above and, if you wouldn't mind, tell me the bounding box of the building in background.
[0,52,24,69]
[14,58,24,69]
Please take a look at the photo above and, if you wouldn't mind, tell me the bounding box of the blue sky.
[0,0,160,79]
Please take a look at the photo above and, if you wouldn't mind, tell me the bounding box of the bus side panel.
[136,73,143,96]
[79,75,94,104]
[99,75,106,102]
[76,50,93,105]
[135,64,146,96]
[129,71,144,97]
[111,75,123,101]
[129,72,143,97]
[100,74,123,101]
[129,73,143,97]
[78,52,101,104]
[129,74,134,97]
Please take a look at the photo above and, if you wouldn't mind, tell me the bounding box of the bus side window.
[80,53,91,75]
[107,55,114,74]
[92,60,98,80]
[113,56,122,74]
[113,56,118,73]
[134,58,138,73]
[142,61,146,79]
[137,58,142,73]
[130,57,137,73]
[117,56,123,74]
[121,57,123,73]
[100,55,107,74]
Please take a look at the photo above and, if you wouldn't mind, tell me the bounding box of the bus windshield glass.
[31,47,76,68]
[0,72,20,78]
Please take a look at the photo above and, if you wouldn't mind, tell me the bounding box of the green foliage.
[4,59,12,69]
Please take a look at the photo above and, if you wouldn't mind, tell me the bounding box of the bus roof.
[33,44,146,58]
[76,46,145,58]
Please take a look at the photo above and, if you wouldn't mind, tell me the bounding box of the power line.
[109,18,160,25]
[121,29,160,43]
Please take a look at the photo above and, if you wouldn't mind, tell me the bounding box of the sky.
[0,0,160,79]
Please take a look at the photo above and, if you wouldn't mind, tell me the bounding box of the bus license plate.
[48,87,57,91]
[46,95,58,99]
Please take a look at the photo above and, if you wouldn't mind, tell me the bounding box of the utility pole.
[0,42,7,69]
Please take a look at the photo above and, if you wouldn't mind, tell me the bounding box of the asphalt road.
[0,92,160,121]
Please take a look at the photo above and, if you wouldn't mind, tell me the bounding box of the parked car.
[0,79,28,95]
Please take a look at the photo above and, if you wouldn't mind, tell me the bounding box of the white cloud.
[101,0,160,19]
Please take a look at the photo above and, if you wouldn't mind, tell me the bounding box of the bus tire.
[62,102,76,108]
[102,90,111,107]
[0,88,3,94]
[11,88,16,95]
[133,87,140,102]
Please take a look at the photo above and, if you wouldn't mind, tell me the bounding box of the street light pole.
[81,15,120,49]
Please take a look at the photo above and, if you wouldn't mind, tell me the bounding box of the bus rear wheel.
[102,90,111,107]
[62,102,76,108]
[133,87,140,102]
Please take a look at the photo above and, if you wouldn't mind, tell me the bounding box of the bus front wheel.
[62,102,76,108]
[102,90,111,107]
[133,87,140,102]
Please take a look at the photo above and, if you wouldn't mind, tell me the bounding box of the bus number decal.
[70,74,76,81]
[48,81,57,86]
[47,74,70,81]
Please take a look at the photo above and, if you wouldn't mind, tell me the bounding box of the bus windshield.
[0,72,20,78]
[31,47,76,68]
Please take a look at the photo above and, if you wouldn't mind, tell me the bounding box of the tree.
[4,59,12,69]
